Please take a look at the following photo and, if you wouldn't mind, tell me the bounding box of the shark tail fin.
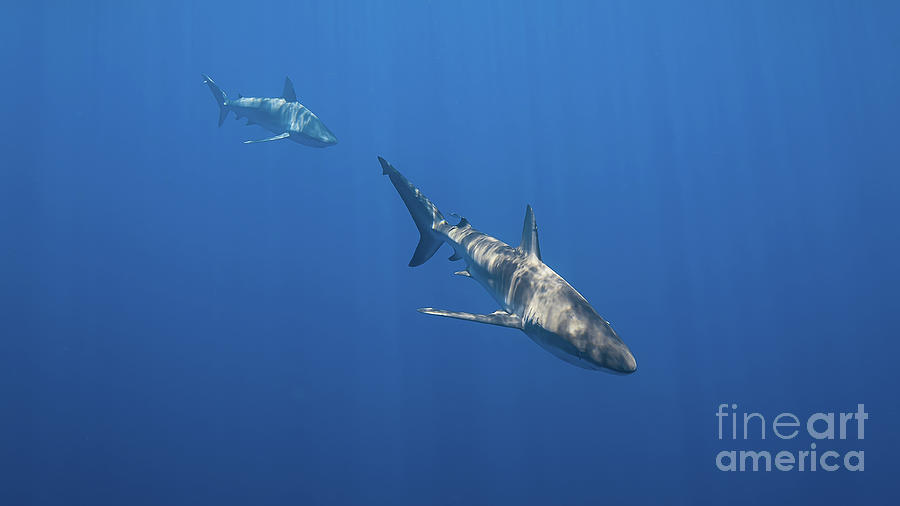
[201,74,229,127]
[379,156,448,267]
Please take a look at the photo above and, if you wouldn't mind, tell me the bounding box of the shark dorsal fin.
[450,213,471,229]
[519,205,541,261]
[283,77,298,102]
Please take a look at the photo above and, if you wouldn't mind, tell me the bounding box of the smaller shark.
[380,157,637,374]
[201,74,337,147]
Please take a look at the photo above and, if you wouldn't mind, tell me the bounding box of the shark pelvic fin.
[448,251,463,261]
[283,77,298,102]
[417,308,523,329]
[519,204,541,261]
[453,270,471,277]
[243,132,290,144]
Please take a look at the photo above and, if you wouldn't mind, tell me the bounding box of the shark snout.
[599,346,637,374]
[590,319,637,374]
[320,128,338,145]
[621,349,637,373]
[590,339,637,374]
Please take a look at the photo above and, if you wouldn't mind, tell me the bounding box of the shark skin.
[202,74,337,147]
[380,156,637,374]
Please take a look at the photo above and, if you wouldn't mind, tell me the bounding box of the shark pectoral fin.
[243,132,290,144]
[417,308,523,329]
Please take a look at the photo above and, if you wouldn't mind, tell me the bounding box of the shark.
[201,74,337,147]
[380,157,637,373]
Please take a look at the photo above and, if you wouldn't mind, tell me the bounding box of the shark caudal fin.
[379,157,448,267]
[201,74,229,126]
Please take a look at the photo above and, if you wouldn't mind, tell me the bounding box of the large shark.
[201,74,337,147]
[380,157,637,373]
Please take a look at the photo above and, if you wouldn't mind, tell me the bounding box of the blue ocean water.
[2,1,899,504]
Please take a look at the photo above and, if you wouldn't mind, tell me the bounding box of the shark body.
[202,74,337,147]
[380,157,637,373]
